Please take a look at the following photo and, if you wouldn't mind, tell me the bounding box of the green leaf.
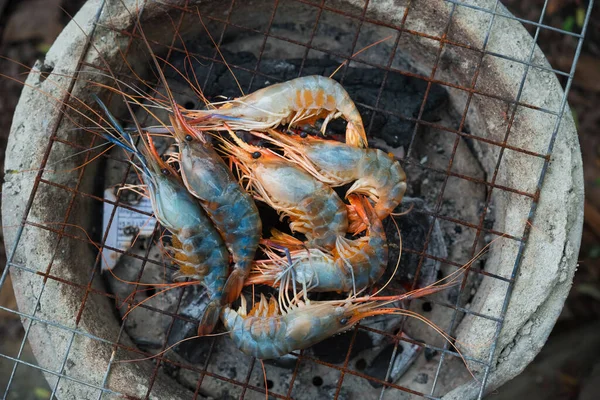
[572,109,579,129]
[563,15,575,32]
[576,8,586,28]
[33,387,51,400]
[36,43,52,54]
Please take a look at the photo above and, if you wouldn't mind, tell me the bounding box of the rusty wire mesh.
[0,0,594,399]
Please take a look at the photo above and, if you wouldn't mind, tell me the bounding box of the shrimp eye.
[299,131,308,138]
[185,134,193,142]
[339,317,349,325]
[252,151,262,159]
[161,168,170,175]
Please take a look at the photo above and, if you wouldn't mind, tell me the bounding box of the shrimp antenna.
[123,1,179,120]
[370,213,403,298]
[194,7,244,97]
[92,95,151,177]
[329,35,394,78]
[260,359,268,400]
[114,329,232,364]
[60,3,150,134]
[118,0,214,148]
[59,2,176,176]
[57,1,172,184]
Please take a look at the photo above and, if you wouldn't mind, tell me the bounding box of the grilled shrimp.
[169,110,262,305]
[248,195,388,297]
[222,295,360,359]
[186,75,367,148]
[260,129,406,232]
[220,132,348,251]
[96,98,229,335]
[126,27,261,305]
[222,285,449,360]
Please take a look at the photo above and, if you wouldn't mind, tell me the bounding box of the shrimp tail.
[347,122,368,149]
[221,268,246,305]
[198,300,222,336]
[347,194,367,221]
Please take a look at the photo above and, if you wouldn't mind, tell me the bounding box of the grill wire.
[0,0,594,399]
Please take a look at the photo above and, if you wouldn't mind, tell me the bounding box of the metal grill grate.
[0,0,593,399]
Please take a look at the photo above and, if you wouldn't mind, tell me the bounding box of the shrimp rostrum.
[95,97,229,335]
[248,194,388,299]
[186,75,368,148]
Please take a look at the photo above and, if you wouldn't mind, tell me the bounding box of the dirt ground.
[0,0,598,399]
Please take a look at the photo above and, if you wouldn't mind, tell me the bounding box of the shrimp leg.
[131,24,262,306]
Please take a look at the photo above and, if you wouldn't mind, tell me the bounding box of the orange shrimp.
[257,129,406,233]
[247,195,388,300]
[219,130,348,251]
[185,75,367,148]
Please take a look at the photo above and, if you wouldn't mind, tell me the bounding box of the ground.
[0,0,598,399]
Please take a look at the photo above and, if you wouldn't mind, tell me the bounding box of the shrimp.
[221,284,453,360]
[220,130,348,251]
[169,109,262,305]
[247,194,388,300]
[95,97,229,335]
[257,129,406,233]
[118,20,262,306]
[186,75,367,148]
